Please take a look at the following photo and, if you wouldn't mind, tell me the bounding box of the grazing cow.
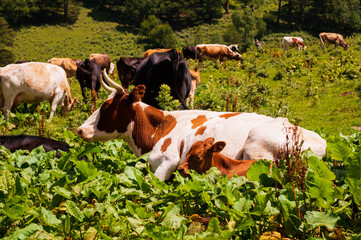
[255,39,263,48]
[229,44,239,52]
[178,137,257,178]
[319,32,349,53]
[195,44,243,65]
[77,71,327,181]
[134,50,192,109]
[89,53,113,74]
[48,57,78,78]
[76,59,102,100]
[144,49,181,58]
[0,135,71,158]
[188,67,201,109]
[282,37,307,52]
[116,57,145,90]
[0,62,77,120]
[182,46,196,60]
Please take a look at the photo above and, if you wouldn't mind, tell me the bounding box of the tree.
[0,17,15,65]
[140,15,177,48]
[231,8,266,49]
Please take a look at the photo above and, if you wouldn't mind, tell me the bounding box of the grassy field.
[4,5,361,138]
[2,5,361,239]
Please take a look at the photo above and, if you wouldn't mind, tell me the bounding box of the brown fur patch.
[161,138,172,153]
[97,94,177,155]
[191,115,207,129]
[195,126,207,136]
[180,139,185,158]
[219,113,241,119]
[25,63,51,92]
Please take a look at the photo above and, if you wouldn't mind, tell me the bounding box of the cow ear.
[210,141,226,153]
[204,137,215,145]
[130,85,146,102]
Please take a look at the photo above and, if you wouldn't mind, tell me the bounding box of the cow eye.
[194,155,201,160]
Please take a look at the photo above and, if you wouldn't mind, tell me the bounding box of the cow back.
[134,50,191,109]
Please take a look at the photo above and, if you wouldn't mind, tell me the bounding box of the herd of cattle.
[0,32,347,180]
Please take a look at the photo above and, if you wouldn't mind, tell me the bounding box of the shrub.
[155,84,181,111]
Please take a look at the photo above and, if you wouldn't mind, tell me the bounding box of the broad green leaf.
[8,223,42,240]
[74,161,99,181]
[233,198,253,214]
[326,135,353,161]
[252,191,271,216]
[278,195,299,237]
[308,155,335,181]
[306,171,334,208]
[303,211,340,231]
[346,178,361,208]
[206,217,221,233]
[65,200,84,222]
[39,207,61,227]
[161,204,185,230]
[52,186,72,199]
[124,166,148,191]
[78,143,103,157]
[95,225,113,240]
[247,159,274,186]
[0,169,15,195]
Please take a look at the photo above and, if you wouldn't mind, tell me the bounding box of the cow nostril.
[178,168,184,173]
[77,129,83,136]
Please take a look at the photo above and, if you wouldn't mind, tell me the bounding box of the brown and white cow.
[319,32,349,53]
[0,62,77,119]
[178,137,257,178]
[89,53,114,74]
[48,57,78,78]
[195,44,242,65]
[144,49,181,58]
[77,70,326,181]
[188,66,201,109]
[282,37,307,52]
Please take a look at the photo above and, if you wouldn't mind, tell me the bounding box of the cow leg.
[2,94,16,120]
[148,152,179,181]
[81,86,87,101]
[50,93,64,119]
[11,94,22,112]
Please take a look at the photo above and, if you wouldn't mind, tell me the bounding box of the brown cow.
[319,32,349,53]
[144,49,181,58]
[178,137,257,178]
[188,66,201,109]
[47,58,78,78]
[89,53,114,74]
[195,44,242,66]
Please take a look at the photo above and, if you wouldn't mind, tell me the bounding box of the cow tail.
[171,49,188,109]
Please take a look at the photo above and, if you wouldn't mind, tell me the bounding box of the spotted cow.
[282,37,307,52]
[77,70,327,181]
[0,62,77,119]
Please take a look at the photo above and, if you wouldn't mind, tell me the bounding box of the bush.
[140,15,177,48]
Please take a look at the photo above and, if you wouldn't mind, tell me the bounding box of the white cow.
[282,37,307,52]
[77,70,327,181]
[0,62,77,120]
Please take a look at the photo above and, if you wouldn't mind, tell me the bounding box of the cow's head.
[177,137,226,177]
[343,44,350,51]
[77,69,145,142]
[61,97,78,115]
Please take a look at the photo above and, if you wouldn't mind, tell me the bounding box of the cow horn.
[102,69,125,94]
[100,74,115,93]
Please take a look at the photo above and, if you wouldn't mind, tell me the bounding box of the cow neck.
[131,104,177,154]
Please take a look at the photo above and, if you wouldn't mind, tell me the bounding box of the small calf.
[178,137,256,178]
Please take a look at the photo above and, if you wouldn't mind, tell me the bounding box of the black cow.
[134,49,192,109]
[76,59,102,100]
[0,135,70,158]
[182,46,196,60]
[116,57,145,90]
[15,60,31,64]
